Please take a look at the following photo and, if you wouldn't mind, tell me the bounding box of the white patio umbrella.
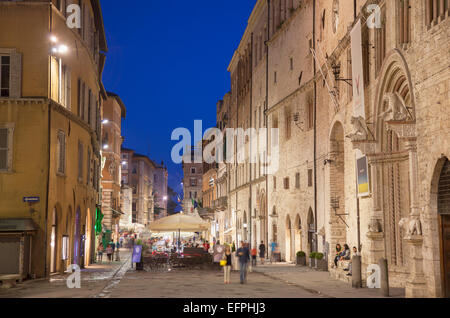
[148,213,210,232]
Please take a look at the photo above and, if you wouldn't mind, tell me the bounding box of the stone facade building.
[0,0,107,279]
[101,92,125,242]
[120,148,155,233]
[182,146,203,215]
[215,0,450,298]
[153,162,168,219]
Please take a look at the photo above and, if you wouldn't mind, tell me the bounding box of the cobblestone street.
[0,251,404,298]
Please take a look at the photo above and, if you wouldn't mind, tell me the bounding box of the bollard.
[379,258,389,297]
[352,255,362,288]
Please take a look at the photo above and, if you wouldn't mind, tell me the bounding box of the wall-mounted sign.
[356,155,370,197]
[23,197,40,203]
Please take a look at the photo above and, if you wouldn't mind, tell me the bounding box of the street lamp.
[102,119,109,124]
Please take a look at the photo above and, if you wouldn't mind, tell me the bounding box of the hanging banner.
[351,20,370,197]
[351,19,365,119]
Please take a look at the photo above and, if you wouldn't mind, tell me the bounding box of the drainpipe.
[313,0,318,253]
[43,2,53,278]
[249,32,253,249]
[265,0,271,259]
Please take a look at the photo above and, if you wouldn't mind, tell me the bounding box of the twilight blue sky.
[101,0,257,199]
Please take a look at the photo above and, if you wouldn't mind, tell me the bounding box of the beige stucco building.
[0,0,107,279]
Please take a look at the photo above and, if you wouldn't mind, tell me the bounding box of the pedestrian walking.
[270,241,277,263]
[97,243,104,263]
[223,246,232,284]
[236,241,250,284]
[106,244,113,263]
[115,241,121,261]
[259,241,266,265]
[251,246,257,267]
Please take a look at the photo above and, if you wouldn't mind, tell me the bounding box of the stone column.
[406,140,420,217]
[404,236,427,298]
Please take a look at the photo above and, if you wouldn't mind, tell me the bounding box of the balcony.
[213,196,228,211]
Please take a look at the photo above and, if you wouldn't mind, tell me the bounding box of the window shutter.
[57,132,66,174]
[66,67,71,110]
[87,148,91,185]
[0,128,8,170]
[84,84,89,123]
[10,52,22,98]
[78,141,83,181]
[90,89,95,130]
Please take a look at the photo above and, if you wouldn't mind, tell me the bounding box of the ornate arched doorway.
[74,207,81,266]
[50,205,62,273]
[285,215,292,262]
[307,208,316,254]
[243,211,248,242]
[329,121,347,251]
[259,192,267,246]
[438,158,450,297]
[375,55,415,269]
[294,215,302,257]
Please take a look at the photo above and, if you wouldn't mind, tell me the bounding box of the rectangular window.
[0,55,11,97]
[87,148,91,185]
[57,130,66,175]
[307,98,314,130]
[285,109,291,140]
[295,172,300,189]
[78,141,83,181]
[308,169,313,187]
[273,176,277,190]
[398,0,411,45]
[0,127,12,170]
[290,57,293,70]
[427,0,449,26]
[284,177,290,189]
[274,71,277,84]
[88,88,92,125]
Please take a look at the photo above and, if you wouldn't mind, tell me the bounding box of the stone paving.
[0,248,132,298]
[0,254,405,298]
[251,263,405,298]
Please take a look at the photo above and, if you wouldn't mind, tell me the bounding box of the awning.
[0,219,38,233]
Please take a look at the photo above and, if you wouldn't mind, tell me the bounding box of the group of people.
[333,243,360,276]
[216,240,280,285]
[97,241,121,263]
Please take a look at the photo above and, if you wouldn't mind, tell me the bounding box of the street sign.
[23,197,40,203]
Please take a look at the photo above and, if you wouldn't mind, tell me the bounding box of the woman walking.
[97,243,104,263]
[106,244,113,263]
[223,246,232,284]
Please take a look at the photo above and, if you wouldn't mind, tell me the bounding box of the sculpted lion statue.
[399,216,422,239]
[379,92,409,121]
[346,116,369,141]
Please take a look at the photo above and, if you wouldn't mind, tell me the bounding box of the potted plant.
[296,251,306,266]
[309,252,316,268]
[315,253,328,271]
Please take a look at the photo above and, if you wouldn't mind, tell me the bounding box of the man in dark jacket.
[236,242,250,284]
[259,241,266,265]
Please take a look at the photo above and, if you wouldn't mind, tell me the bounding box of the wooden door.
[441,215,450,297]
[438,159,450,297]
